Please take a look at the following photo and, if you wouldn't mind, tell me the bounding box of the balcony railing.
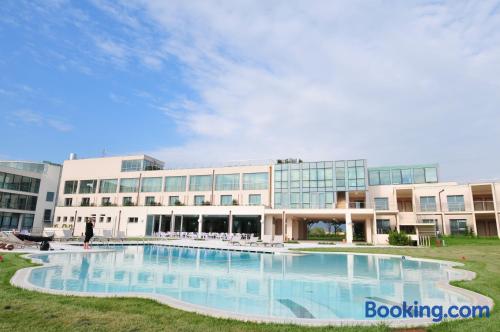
[473,200,495,211]
[416,204,438,212]
[348,201,367,209]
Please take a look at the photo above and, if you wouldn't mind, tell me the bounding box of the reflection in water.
[28,245,471,320]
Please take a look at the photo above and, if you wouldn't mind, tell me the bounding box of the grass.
[0,236,498,331]
[296,236,500,331]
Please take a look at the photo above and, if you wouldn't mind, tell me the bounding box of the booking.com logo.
[365,301,490,322]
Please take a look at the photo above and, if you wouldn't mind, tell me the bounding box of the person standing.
[83,218,94,249]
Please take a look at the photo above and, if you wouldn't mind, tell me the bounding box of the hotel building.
[0,161,62,233]
[53,154,500,244]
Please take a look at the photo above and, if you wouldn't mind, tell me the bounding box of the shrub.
[388,230,410,246]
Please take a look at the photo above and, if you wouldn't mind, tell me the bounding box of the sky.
[1,0,500,182]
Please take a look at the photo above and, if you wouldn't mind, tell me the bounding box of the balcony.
[416,204,438,213]
[473,200,495,211]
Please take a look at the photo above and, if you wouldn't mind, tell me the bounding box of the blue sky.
[1,1,500,181]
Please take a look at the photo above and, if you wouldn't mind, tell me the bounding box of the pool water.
[28,245,471,321]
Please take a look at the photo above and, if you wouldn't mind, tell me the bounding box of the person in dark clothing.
[83,219,94,249]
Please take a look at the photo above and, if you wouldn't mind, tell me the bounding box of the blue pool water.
[28,245,471,321]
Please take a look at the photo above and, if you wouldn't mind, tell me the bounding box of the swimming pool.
[16,245,486,325]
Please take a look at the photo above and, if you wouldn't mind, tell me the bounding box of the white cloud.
[8,109,73,132]
[99,1,500,181]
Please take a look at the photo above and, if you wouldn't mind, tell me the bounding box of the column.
[365,217,372,244]
[286,215,293,240]
[228,212,233,234]
[158,217,162,237]
[197,215,203,235]
[170,212,175,232]
[180,215,184,233]
[345,212,353,243]
[260,214,265,240]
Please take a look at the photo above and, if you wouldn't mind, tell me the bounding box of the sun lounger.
[0,231,39,249]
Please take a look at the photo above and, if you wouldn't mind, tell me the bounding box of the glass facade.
[99,179,118,193]
[368,165,439,186]
[447,195,465,211]
[119,178,139,193]
[79,180,97,194]
[215,174,240,191]
[0,192,37,211]
[189,175,212,191]
[64,180,78,194]
[274,160,366,208]
[220,195,232,205]
[165,176,186,192]
[0,172,40,193]
[0,161,46,173]
[242,173,268,190]
[121,159,163,172]
[141,177,162,192]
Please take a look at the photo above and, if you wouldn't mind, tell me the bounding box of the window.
[79,180,97,194]
[119,178,139,193]
[413,168,425,184]
[420,196,436,212]
[99,216,104,223]
[22,214,34,230]
[77,217,82,222]
[243,173,268,190]
[165,176,186,192]
[168,196,180,206]
[447,195,465,212]
[145,196,156,206]
[64,198,72,207]
[107,217,111,223]
[141,177,162,192]
[101,197,111,206]
[401,169,412,184]
[215,174,240,191]
[122,197,133,206]
[194,195,205,206]
[128,217,139,223]
[249,194,261,206]
[63,216,67,222]
[46,192,55,202]
[70,216,74,222]
[391,169,402,185]
[57,216,61,222]
[81,197,91,206]
[64,180,78,194]
[43,209,52,222]
[400,225,416,234]
[99,179,118,193]
[121,159,143,172]
[425,167,438,183]
[450,219,468,235]
[374,197,389,210]
[189,175,212,191]
[220,195,232,206]
[376,219,391,234]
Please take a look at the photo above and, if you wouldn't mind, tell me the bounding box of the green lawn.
[0,236,498,331]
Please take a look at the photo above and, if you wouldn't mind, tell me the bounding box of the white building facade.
[0,161,62,233]
[53,155,500,244]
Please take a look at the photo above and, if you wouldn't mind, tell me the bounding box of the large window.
[0,172,40,193]
[99,179,118,193]
[243,173,268,190]
[79,180,97,194]
[450,219,468,235]
[369,165,438,186]
[374,197,389,210]
[220,195,233,206]
[0,192,37,211]
[46,192,55,202]
[249,194,261,205]
[168,196,180,206]
[64,180,78,194]
[121,159,142,172]
[165,176,186,192]
[141,177,162,192]
[447,195,465,212]
[189,175,212,191]
[119,178,139,193]
[420,196,437,212]
[376,219,391,234]
[43,209,52,222]
[215,174,240,191]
